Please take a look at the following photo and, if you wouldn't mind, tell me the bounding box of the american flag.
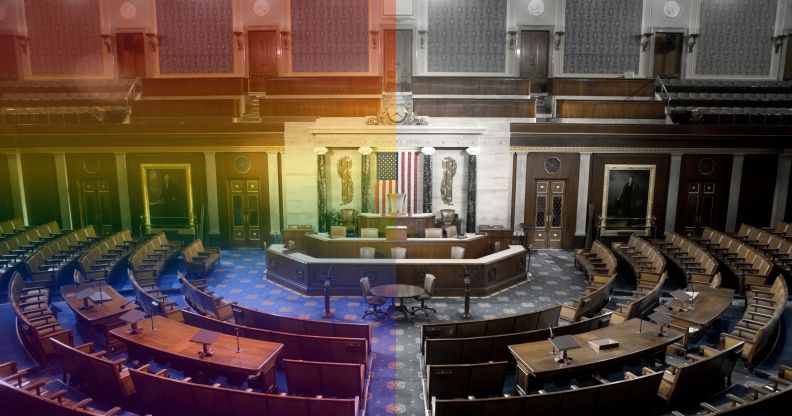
[375,151,419,214]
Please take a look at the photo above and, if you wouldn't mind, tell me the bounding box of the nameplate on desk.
[587,338,619,352]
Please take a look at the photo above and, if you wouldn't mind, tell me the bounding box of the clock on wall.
[544,157,561,174]
[234,156,252,174]
[120,1,137,20]
[253,0,272,17]
[527,0,545,17]
[663,1,681,19]
[697,158,715,176]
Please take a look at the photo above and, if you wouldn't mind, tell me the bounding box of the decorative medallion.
[83,158,100,174]
[441,157,457,205]
[253,0,272,17]
[662,1,681,19]
[336,156,354,205]
[697,158,715,176]
[366,106,428,126]
[119,1,137,20]
[234,156,251,174]
[527,0,545,17]
[0,3,6,21]
[544,157,561,174]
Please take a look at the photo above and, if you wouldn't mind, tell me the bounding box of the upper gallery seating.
[574,240,618,280]
[181,239,220,278]
[51,339,134,403]
[179,272,233,321]
[129,365,359,416]
[23,226,99,286]
[9,272,73,364]
[612,235,667,279]
[232,303,372,354]
[77,229,137,281]
[651,232,719,288]
[0,79,135,124]
[431,368,664,416]
[692,227,773,292]
[673,365,792,415]
[730,223,792,275]
[127,232,182,281]
[657,342,744,406]
[720,276,787,368]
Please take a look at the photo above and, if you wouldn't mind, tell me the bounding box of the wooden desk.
[303,233,489,259]
[661,287,734,330]
[509,319,682,393]
[359,213,435,237]
[61,282,130,331]
[109,316,282,391]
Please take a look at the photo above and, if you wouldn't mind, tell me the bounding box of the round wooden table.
[370,284,425,321]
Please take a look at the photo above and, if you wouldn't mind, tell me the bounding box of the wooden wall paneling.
[548,78,655,96]
[737,154,779,228]
[125,153,206,237]
[555,100,666,119]
[116,32,146,79]
[131,98,242,119]
[20,154,60,226]
[141,78,247,96]
[65,154,121,232]
[412,77,531,95]
[413,99,536,118]
[523,153,580,248]
[247,30,279,92]
[588,154,671,237]
[0,35,19,80]
[0,156,15,220]
[259,98,380,117]
[675,154,732,233]
[215,152,270,248]
[264,77,383,95]
[383,29,397,93]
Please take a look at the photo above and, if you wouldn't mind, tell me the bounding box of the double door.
[682,182,716,234]
[229,179,262,248]
[533,180,565,249]
[76,180,114,234]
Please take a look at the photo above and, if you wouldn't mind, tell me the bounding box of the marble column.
[6,153,28,224]
[664,153,683,233]
[421,147,435,213]
[513,153,528,232]
[203,152,220,237]
[358,147,373,213]
[574,153,591,238]
[725,154,745,233]
[53,153,73,229]
[771,154,792,225]
[114,153,132,230]
[465,147,480,234]
[315,147,329,232]
[267,152,282,236]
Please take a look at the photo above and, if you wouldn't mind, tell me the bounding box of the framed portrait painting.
[602,164,656,226]
[141,164,194,230]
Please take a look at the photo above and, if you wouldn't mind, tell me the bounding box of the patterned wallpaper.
[697,0,777,76]
[25,0,104,76]
[427,0,506,73]
[156,0,234,74]
[563,0,642,74]
[290,0,369,73]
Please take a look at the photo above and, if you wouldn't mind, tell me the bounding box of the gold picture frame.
[602,164,656,226]
[141,163,194,231]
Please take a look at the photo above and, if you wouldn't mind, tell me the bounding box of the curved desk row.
[303,233,491,259]
[266,244,528,296]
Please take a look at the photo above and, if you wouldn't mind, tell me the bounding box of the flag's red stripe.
[413,152,418,213]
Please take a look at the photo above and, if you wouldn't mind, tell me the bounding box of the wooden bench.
[23,226,98,285]
[0,378,123,415]
[574,240,617,279]
[129,364,359,416]
[693,227,773,292]
[651,232,719,288]
[425,361,507,403]
[78,229,136,281]
[50,339,134,403]
[731,223,792,275]
[128,268,181,319]
[284,359,366,408]
[560,273,616,323]
[180,272,233,321]
[612,235,667,280]
[182,239,220,278]
[658,341,744,406]
[610,272,668,325]
[128,232,182,281]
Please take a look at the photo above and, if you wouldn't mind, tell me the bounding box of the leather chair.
[439,209,455,227]
[330,226,347,238]
[425,228,443,238]
[360,228,379,238]
[360,276,385,319]
[411,274,437,316]
[338,208,357,236]
[450,246,465,259]
[444,226,458,238]
[391,247,407,259]
[388,193,407,213]
[360,247,375,259]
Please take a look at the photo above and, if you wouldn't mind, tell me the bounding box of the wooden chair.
[658,341,744,406]
[284,359,365,403]
[338,208,357,236]
[182,239,221,278]
[445,226,458,238]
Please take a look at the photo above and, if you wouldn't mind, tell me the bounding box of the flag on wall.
[375,151,419,213]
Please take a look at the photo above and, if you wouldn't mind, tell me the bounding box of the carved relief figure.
[337,156,354,205]
[441,157,457,205]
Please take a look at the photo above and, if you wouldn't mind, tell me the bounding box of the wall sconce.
[687,34,699,53]
[773,34,788,54]
[280,31,290,51]
[554,31,565,50]
[15,35,28,54]
[507,31,518,50]
[641,32,654,51]
[145,33,158,52]
[100,34,112,53]
[234,31,244,51]
[418,30,427,50]
[370,31,379,49]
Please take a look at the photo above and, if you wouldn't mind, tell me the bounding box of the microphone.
[548,323,555,339]
[120,299,137,309]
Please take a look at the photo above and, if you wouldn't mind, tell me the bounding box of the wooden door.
[384,29,413,92]
[0,35,18,79]
[533,180,565,249]
[519,31,549,93]
[785,37,792,80]
[229,179,262,248]
[248,30,278,91]
[652,33,683,78]
[76,180,114,234]
[116,33,146,79]
[681,182,716,235]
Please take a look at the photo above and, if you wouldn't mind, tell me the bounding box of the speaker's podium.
[385,225,408,240]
